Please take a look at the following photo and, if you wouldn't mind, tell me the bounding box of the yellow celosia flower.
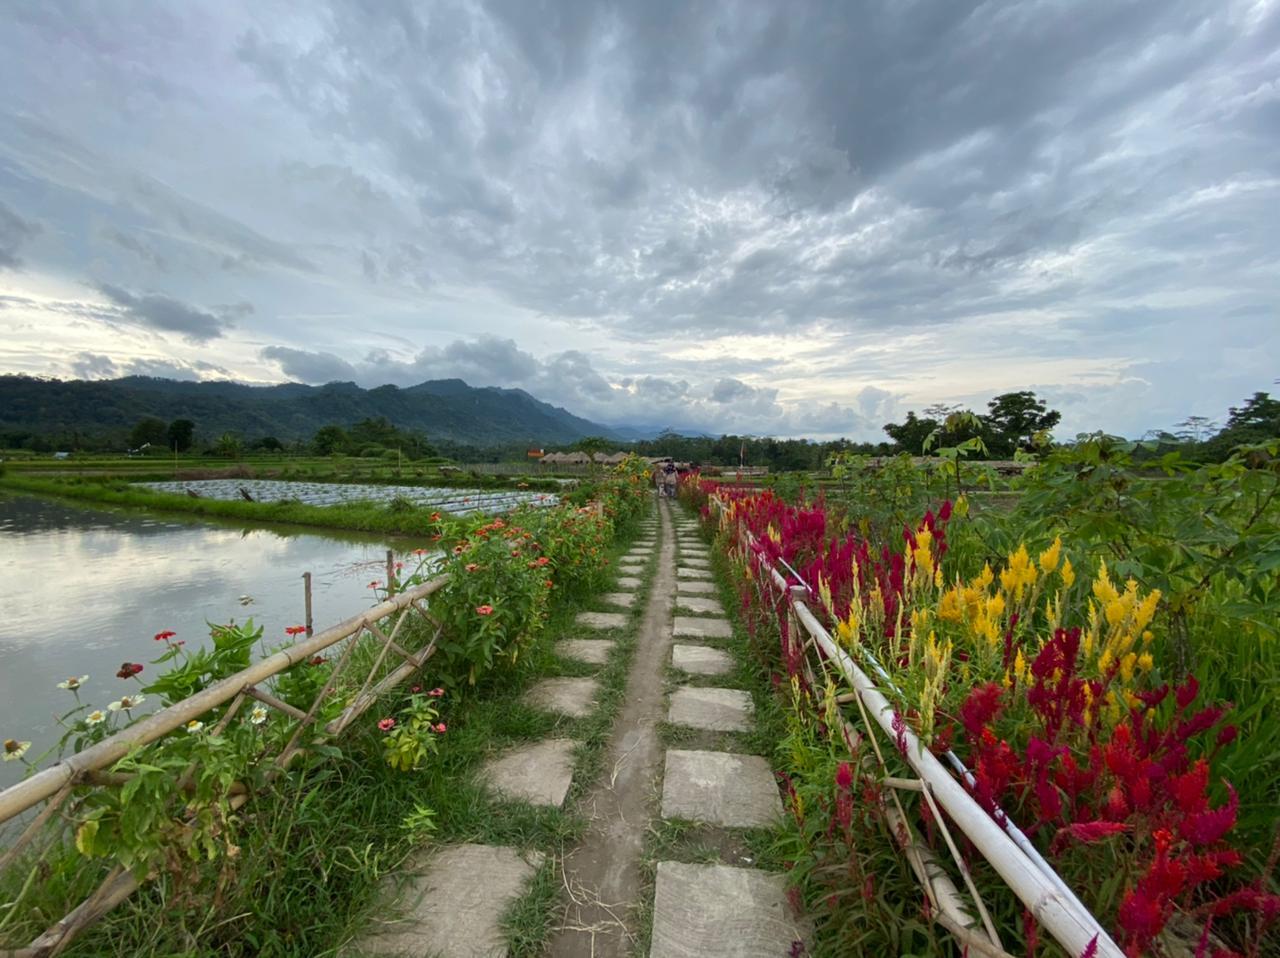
[1137,652,1154,672]
[1061,558,1075,588]
[977,563,995,590]
[1013,647,1028,684]
[1039,537,1062,574]
[937,587,964,623]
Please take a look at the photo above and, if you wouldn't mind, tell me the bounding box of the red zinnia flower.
[154,630,176,642]
[309,655,327,666]
[116,662,144,678]
[285,625,306,636]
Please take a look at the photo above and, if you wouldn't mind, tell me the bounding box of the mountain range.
[0,375,623,446]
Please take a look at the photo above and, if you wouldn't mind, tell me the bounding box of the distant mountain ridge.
[0,375,620,445]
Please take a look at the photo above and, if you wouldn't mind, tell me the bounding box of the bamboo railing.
[711,494,1124,958]
[0,573,449,958]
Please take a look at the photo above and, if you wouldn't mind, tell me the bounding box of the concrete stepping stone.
[555,638,613,665]
[600,591,637,609]
[672,644,733,676]
[523,677,599,718]
[680,553,710,564]
[615,575,643,589]
[668,687,753,732]
[661,750,783,827]
[357,843,544,958]
[677,567,713,580]
[577,610,628,630]
[623,551,651,561]
[676,580,717,595]
[673,616,733,639]
[675,595,724,615]
[650,862,809,958]
[480,739,576,807]
[618,559,646,569]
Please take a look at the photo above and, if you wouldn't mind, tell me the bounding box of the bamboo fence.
[0,573,449,958]
[711,493,1124,958]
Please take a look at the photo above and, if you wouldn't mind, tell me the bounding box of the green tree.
[214,432,243,459]
[253,435,284,452]
[883,411,941,455]
[982,391,1061,457]
[312,425,349,456]
[129,417,168,450]
[167,418,195,452]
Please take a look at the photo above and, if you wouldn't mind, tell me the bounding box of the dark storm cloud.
[1,1,1279,439]
[0,200,40,269]
[91,283,243,343]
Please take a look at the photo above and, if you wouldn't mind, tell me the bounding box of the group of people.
[656,459,680,498]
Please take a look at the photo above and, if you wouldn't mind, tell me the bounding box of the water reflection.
[0,495,419,788]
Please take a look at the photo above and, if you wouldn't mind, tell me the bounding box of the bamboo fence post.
[385,550,395,597]
[302,571,313,637]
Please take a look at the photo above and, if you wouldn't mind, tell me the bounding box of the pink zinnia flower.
[465,563,479,572]
[434,722,447,733]
[429,687,445,697]
[475,604,494,616]
[377,717,396,731]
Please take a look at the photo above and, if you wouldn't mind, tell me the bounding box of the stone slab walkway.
[356,843,545,958]
[556,638,613,665]
[480,738,576,807]
[671,644,733,676]
[661,750,783,827]
[674,596,725,615]
[650,862,809,958]
[675,580,717,595]
[668,687,753,732]
[524,677,599,719]
[672,616,733,639]
[577,610,628,630]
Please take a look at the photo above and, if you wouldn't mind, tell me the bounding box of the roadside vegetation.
[0,458,654,957]
[681,435,1280,957]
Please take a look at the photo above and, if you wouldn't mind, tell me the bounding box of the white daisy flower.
[85,710,107,726]
[57,675,89,691]
[249,706,268,725]
[3,739,31,762]
[108,694,145,712]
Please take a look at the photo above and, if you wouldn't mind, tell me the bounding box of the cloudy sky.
[1,1,1277,441]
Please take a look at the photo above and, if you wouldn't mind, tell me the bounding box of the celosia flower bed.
[682,475,1278,957]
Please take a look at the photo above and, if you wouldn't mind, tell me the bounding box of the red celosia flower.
[835,762,853,791]
[959,682,1004,738]
[475,604,494,616]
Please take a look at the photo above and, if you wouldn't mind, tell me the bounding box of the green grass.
[0,504,660,957]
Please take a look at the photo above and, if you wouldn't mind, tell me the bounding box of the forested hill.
[0,375,618,446]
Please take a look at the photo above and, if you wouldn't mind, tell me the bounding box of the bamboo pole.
[0,576,449,826]
[302,571,313,637]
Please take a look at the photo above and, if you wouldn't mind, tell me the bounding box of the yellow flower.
[937,587,964,623]
[1013,648,1028,684]
[1061,558,1075,588]
[1137,652,1154,672]
[1038,537,1061,574]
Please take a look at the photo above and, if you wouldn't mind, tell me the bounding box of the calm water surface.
[0,495,418,787]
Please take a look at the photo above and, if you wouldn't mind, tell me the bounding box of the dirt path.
[547,499,675,957]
